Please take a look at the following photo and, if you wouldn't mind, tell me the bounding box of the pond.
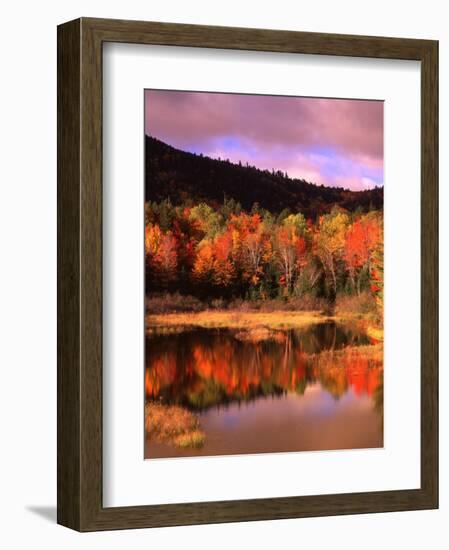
[144,321,383,459]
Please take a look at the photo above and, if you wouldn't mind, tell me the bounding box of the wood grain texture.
[57,17,439,532]
[57,18,81,531]
[420,40,439,505]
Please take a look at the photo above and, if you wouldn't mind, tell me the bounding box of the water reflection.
[145,322,383,458]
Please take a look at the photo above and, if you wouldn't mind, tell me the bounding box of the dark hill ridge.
[145,135,383,217]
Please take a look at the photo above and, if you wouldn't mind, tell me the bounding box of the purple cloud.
[145,90,383,191]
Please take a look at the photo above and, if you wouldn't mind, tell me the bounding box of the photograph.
[143,90,384,459]
[50,10,438,535]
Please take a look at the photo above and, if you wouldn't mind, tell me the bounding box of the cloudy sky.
[145,90,383,191]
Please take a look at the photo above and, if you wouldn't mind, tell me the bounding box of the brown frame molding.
[57,17,438,531]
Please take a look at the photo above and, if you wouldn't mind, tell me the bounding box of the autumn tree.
[370,226,384,319]
[145,223,162,259]
[152,198,176,232]
[171,212,198,276]
[240,223,272,288]
[189,203,223,240]
[283,213,307,236]
[220,196,242,219]
[145,223,178,282]
[344,214,382,294]
[192,240,214,282]
[314,210,349,301]
[274,215,308,295]
[211,231,235,287]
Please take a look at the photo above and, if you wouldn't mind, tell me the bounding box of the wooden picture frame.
[57,17,438,531]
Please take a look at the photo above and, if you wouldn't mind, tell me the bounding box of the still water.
[145,322,383,458]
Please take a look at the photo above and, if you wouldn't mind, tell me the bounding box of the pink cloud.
[145,90,383,190]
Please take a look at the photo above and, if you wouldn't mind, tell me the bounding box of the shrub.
[145,292,205,314]
[335,291,377,317]
[145,402,206,448]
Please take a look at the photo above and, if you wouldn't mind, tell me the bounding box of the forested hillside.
[145,136,383,218]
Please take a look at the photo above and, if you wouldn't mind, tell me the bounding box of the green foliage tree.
[189,203,223,240]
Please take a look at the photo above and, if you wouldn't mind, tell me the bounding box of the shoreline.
[146,309,375,333]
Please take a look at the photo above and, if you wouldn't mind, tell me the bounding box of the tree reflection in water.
[145,322,382,409]
[144,322,383,457]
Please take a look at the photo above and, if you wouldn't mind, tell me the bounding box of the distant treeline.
[145,136,383,218]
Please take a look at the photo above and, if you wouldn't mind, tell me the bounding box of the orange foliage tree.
[344,214,382,294]
[145,223,178,281]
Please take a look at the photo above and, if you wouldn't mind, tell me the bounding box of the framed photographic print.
[57,17,438,531]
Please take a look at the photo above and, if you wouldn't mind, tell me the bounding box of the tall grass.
[146,292,204,314]
[145,402,206,448]
[146,292,328,315]
[335,291,378,317]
